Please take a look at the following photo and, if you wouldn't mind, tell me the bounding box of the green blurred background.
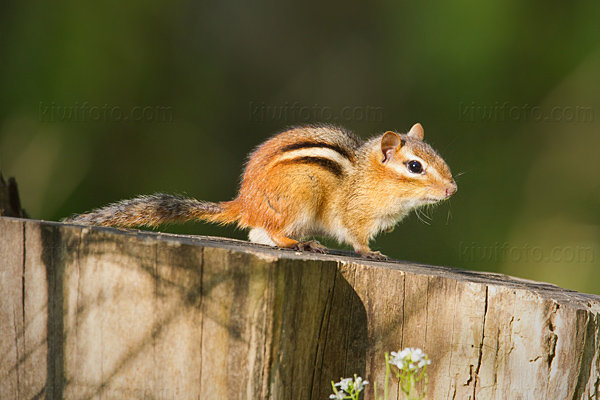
[1,1,599,294]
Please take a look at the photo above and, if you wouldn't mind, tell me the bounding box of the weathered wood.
[0,216,599,400]
[0,172,28,218]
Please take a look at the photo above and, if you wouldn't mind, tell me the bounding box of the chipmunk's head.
[378,123,457,207]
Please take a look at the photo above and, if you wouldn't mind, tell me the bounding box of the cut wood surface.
[1,216,599,400]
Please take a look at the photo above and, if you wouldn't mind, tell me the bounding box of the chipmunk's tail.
[63,193,241,228]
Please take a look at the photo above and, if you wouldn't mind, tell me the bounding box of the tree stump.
[0,216,598,399]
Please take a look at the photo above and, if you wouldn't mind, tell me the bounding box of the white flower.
[335,377,353,392]
[332,375,368,398]
[410,348,421,358]
[330,391,346,399]
[410,348,425,362]
[417,357,432,369]
[390,348,430,371]
[399,348,411,359]
[389,351,406,369]
[354,376,369,391]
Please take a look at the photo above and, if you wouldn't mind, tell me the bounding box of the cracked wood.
[0,216,599,400]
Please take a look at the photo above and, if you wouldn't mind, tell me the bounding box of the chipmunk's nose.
[445,182,457,197]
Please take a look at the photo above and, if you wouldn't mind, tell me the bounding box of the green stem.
[415,365,426,382]
[384,352,390,400]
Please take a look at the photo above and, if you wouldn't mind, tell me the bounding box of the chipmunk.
[64,124,456,260]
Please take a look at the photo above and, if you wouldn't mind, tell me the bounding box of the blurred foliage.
[1,0,599,294]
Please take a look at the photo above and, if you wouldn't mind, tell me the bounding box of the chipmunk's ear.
[381,131,401,163]
[407,123,424,141]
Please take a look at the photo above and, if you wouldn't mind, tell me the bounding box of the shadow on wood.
[0,216,599,400]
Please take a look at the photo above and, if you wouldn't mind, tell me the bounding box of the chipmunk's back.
[235,125,362,243]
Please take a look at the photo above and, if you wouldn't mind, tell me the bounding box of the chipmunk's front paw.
[294,240,328,254]
[359,250,389,261]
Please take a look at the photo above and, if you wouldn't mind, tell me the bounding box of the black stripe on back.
[280,141,355,162]
[277,156,345,178]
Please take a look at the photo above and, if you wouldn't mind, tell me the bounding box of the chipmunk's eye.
[407,160,423,174]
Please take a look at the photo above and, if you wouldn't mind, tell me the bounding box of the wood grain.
[0,216,598,399]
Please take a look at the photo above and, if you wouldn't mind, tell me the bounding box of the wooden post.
[1,216,599,399]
